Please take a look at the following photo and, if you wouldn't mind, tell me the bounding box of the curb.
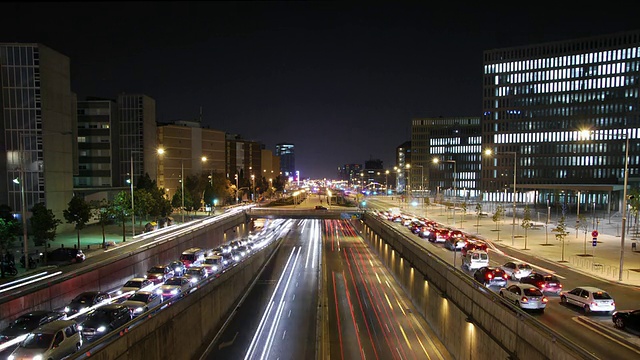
[576,315,640,350]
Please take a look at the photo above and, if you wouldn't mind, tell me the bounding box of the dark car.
[461,240,488,257]
[78,304,131,341]
[145,265,175,284]
[46,248,86,264]
[612,309,640,333]
[519,273,563,295]
[168,260,186,277]
[64,291,111,315]
[315,205,328,210]
[0,310,66,344]
[473,267,509,288]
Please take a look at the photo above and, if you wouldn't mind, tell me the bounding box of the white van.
[463,250,489,271]
[9,319,82,360]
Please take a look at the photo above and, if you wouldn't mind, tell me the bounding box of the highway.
[322,219,451,360]
[366,197,640,360]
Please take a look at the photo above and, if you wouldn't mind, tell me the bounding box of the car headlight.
[212,265,218,271]
[117,290,123,295]
[8,355,15,360]
[32,356,42,360]
[170,289,178,295]
[97,326,106,333]
[156,289,162,294]
[134,307,144,313]
[190,278,198,283]
[175,267,181,272]
[64,306,70,313]
[77,325,83,331]
[223,260,228,265]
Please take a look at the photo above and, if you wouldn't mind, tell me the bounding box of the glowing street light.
[484,149,517,245]
[433,158,456,226]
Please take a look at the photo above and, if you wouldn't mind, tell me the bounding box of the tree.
[0,217,19,277]
[521,205,533,250]
[134,189,153,224]
[30,203,62,264]
[475,202,483,229]
[492,205,504,241]
[111,191,131,242]
[90,199,112,249]
[552,215,570,262]
[63,195,91,251]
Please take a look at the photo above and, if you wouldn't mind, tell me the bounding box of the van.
[462,250,489,271]
[180,247,205,268]
[9,320,82,360]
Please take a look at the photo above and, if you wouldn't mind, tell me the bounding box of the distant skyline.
[2,2,639,179]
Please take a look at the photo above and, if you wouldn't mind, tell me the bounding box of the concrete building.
[260,148,280,183]
[75,98,120,188]
[275,143,295,178]
[395,141,411,193]
[226,134,262,197]
[157,120,226,200]
[0,43,76,223]
[411,117,482,200]
[481,30,640,212]
[338,164,362,185]
[117,93,157,187]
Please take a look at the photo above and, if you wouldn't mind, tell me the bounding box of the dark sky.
[2,2,639,179]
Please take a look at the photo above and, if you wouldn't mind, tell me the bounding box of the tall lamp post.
[620,134,630,281]
[251,174,256,202]
[180,160,185,223]
[433,158,456,226]
[385,170,390,195]
[485,149,517,245]
[234,174,239,204]
[414,165,424,208]
[14,135,28,267]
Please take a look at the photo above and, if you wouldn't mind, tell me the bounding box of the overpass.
[246,207,363,219]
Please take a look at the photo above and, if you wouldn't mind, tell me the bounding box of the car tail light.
[559,284,563,288]
[612,302,615,307]
[539,282,545,288]
[542,297,548,303]
[503,274,508,279]
[521,297,528,303]
[487,273,493,279]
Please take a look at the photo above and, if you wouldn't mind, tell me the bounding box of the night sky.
[2,2,639,179]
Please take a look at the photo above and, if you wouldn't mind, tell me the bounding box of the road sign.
[592,237,597,246]
[591,230,599,238]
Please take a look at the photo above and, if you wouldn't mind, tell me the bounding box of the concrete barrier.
[67,236,281,360]
[0,213,249,328]
[359,214,597,360]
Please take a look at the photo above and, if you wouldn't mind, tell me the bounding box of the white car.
[156,277,193,299]
[500,262,533,280]
[122,291,163,316]
[117,278,154,298]
[499,284,548,312]
[462,250,489,271]
[560,286,616,314]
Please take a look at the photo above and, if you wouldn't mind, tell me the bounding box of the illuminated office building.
[481,30,640,211]
[117,93,157,187]
[395,141,411,193]
[411,117,482,200]
[275,143,295,178]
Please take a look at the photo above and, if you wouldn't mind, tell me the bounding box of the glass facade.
[481,30,640,210]
[75,100,118,187]
[275,143,295,177]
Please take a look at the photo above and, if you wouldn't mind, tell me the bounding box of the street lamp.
[128,150,142,239]
[405,164,411,199]
[433,158,456,226]
[413,165,424,208]
[157,147,165,186]
[234,174,239,204]
[385,170,390,194]
[485,149,517,245]
[251,174,256,202]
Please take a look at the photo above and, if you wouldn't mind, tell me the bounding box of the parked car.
[78,304,131,341]
[116,278,154,298]
[121,291,162,316]
[499,284,548,312]
[184,266,208,284]
[500,262,533,280]
[145,265,175,284]
[64,291,111,315]
[612,309,640,333]
[462,250,489,271]
[0,310,66,344]
[315,205,328,210]
[46,248,86,264]
[8,320,82,360]
[473,266,509,288]
[156,277,193,299]
[560,286,616,314]
[168,260,186,277]
[519,273,563,295]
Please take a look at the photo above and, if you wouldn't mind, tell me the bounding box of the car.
[236,245,251,258]
[433,228,450,243]
[168,260,187,277]
[8,320,82,360]
[499,284,548,312]
[462,250,489,271]
[180,247,205,268]
[0,310,66,344]
[473,266,509,288]
[212,245,230,255]
[184,266,208,284]
[417,226,436,241]
[229,240,242,250]
[612,309,640,333]
[64,291,111,315]
[519,273,563,295]
[500,262,533,280]
[461,240,488,257]
[221,253,235,266]
[201,255,224,275]
[121,291,163,317]
[444,233,466,251]
[560,286,616,314]
[116,278,154,298]
[46,248,86,264]
[315,205,328,210]
[145,265,175,284]
[156,276,193,298]
[77,304,132,341]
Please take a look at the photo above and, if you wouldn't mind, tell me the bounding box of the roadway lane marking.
[571,316,640,355]
[399,324,413,351]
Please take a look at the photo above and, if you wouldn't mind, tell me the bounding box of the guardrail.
[361,212,598,360]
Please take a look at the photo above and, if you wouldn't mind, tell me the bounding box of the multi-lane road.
[201,218,452,360]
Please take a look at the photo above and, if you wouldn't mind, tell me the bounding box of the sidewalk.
[375,196,640,288]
